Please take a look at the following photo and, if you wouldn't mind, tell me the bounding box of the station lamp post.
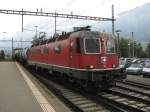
[128,40,131,58]
[131,32,134,58]
[3,32,6,40]
[34,26,38,38]
[115,30,121,57]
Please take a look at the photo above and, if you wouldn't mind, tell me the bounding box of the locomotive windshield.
[84,38,100,53]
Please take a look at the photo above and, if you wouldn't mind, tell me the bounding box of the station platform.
[0,62,56,112]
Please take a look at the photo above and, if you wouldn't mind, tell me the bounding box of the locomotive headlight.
[88,65,94,69]
[70,41,74,47]
[101,57,107,63]
[112,64,116,68]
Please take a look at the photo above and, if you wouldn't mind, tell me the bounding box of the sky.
[0,0,150,40]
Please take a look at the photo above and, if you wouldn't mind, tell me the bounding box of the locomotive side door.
[69,38,79,68]
[69,39,74,68]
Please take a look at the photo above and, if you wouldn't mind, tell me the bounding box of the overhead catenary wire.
[22,0,115,35]
[81,0,114,15]
[57,0,115,31]
[1,0,115,38]
[79,0,115,27]
[61,0,76,12]
[51,0,75,33]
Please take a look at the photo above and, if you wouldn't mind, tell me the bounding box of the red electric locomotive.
[28,26,125,90]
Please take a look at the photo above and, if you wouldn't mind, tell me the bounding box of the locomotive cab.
[69,31,123,89]
[70,31,119,70]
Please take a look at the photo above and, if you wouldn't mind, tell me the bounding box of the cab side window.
[76,38,81,53]
[55,45,61,54]
[106,39,115,53]
[70,40,73,52]
[43,47,49,55]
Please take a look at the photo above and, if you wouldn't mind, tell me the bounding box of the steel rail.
[98,91,149,112]
[28,68,109,112]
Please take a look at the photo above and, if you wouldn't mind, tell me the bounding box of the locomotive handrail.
[32,26,94,46]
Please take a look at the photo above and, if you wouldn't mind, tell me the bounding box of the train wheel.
[79,80,98,92]
[99,83,109,91]
[62,74,69,83]
[79,80,88,88]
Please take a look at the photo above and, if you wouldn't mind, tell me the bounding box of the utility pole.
[131,32,134,58]
[3,32,6,40]
[115,30,121,57]
[34,26,38,38]
[128,40,131,58]
[21,32,23,48]
[22,8,23,32]
[12,38,13,60]
[112,5,115,35]
[54,11,57,34]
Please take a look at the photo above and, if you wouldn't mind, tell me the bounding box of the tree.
[119,37,147,58]
[146,41,150,58]
[119,38,130,58]
[31,32,47,45]
[131,42,147,58]
[39,32,47,40]
[135,43,144,58]
[31,35,38,45]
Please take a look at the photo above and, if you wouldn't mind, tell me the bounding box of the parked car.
[138,59,149,66]
[125,63,143,75]
[119,58,132,73]
[131,58,140,63]
[142,62,150,78]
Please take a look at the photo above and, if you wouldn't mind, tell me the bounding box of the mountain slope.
[116,3,150,41]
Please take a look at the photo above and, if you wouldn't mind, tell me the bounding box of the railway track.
[27,67,129,112]
[37,76,107,112]
[116,80,150,96]
[98,90,150,112]
[29,70,115,112]
[117,80,150,90]
[27,67,150,112]
[103,80,150,112]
